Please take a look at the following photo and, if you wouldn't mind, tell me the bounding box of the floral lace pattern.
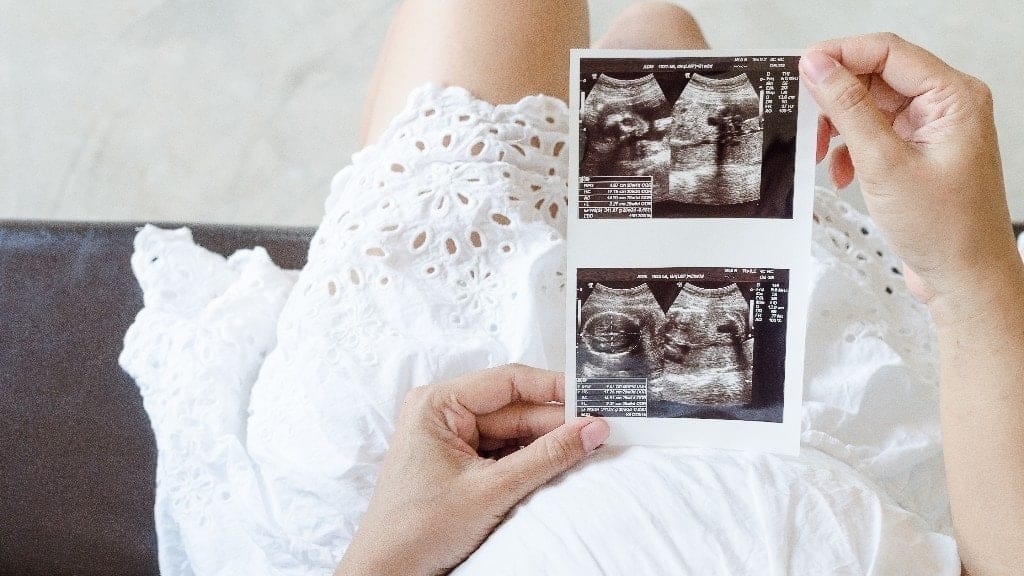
[121,86,960,575]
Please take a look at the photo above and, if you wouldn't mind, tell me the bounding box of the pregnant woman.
[120,2,1023,575]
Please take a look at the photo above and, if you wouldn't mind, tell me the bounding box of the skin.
[801,33,1024,575]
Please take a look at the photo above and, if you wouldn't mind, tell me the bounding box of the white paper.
[565,50,817,455]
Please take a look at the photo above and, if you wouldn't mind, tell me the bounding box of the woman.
[120,2,1023,575]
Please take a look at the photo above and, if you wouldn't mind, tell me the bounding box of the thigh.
[595,1,709,50]
[360,0,589,146]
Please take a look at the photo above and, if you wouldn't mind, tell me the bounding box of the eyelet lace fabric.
[122,85,963,575]
[804,188,951,534]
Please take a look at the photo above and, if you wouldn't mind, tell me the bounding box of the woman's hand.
[803,34,1024,574]
[800,33,1021,306]
[336,364,609,576]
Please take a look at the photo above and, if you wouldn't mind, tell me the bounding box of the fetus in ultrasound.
[583,311,643,355]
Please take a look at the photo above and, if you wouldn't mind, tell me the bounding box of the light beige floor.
[3,1,1022,226]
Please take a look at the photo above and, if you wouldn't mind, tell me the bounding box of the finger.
[864,73,911,118]
[477,402,564,440]
[485,417,609,505]
[800,50,909,173]
[809,33,956,98]
[448,364,565,416]
[829,144,856,189]
[816,115,831,163]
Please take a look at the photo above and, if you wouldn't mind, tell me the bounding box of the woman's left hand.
[336,364,610,576]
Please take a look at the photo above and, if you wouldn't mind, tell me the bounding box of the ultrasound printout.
[566,50,817,454]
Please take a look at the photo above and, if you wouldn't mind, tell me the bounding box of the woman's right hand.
[799,33,1022,307]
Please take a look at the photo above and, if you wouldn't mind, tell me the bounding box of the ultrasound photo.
[575,268,789,422]
[577,56,799,220]
[577,282,664,379]
[580,74,672,202]
[654,282,753,407]
[668,73,763,207]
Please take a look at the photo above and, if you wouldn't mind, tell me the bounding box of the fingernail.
[801,50,839,85]
[580,419,610,452]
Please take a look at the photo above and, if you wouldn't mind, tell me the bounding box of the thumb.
[486,417,609,505]
[800,50,907,175]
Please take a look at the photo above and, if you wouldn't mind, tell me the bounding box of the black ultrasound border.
[575,267,789,422]
[578,55,799,219]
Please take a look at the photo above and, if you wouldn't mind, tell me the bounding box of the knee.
[619,1,701,32]
[601,1,707,50]
[396,0,587,27]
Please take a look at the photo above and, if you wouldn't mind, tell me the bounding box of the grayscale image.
[580,74,672,202]
[653,282,753,406]
[578,283,665,379]
[577,56,799,219]
[575,268,789,422]
[668,73,763,206]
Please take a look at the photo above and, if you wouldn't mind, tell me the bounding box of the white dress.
[120,85,961,575]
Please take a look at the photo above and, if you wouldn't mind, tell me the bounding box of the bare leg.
[359,0,590,146]
[596,1,709,50]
